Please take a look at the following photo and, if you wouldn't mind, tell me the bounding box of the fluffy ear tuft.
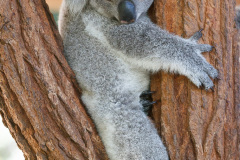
[64,0,89,14]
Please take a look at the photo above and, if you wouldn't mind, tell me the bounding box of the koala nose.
[118,0,136,24]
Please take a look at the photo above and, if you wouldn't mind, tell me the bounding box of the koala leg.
[82,92,169,160]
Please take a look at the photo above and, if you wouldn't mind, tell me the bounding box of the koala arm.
[106,16,218,89]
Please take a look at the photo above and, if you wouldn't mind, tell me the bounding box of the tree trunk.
[237,0,240,5]
[150,0,240,160]
[0,0,108,159]
[0,0,239,160]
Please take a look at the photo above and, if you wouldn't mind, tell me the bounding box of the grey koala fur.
[58,0,218,159]
[236,6,240,29]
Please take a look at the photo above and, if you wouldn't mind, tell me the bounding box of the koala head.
[66,0,154,24]
[89,0,153,24]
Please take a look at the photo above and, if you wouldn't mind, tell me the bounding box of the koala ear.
[64,0,89,13]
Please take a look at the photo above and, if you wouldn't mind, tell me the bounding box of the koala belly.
[79,55,150,100]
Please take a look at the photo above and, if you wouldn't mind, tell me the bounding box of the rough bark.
[150,0,240,160]
[0,0,239,160]
[237,0,240,5]
[0,0,108,159]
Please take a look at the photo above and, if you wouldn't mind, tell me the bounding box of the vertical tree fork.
[0,0,239,159]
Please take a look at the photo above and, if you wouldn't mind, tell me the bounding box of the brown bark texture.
[150,0,240,160]
[237,0,240,5]
[0,0,239,160]
[0,0,108,159]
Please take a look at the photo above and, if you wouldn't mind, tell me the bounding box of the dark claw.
[216,76,221,80]
[191,29,204,41]
[140,90,156,102]
[199,84,205,90]
[205,86,214,92]
[140,90,158,115]
[148,101,157,105]
[143,105,153,115]
[142,100,159,115]
[140,90,156,96]
[141,100,157,107]
[210,87,214,92]
[141,100,157,114]
[199,28,204,33]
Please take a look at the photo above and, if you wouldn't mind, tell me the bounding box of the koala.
[58,0,218,159]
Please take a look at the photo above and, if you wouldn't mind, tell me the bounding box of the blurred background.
[0,117,24,160]
[47,0,62,23]
[0,1,61,160]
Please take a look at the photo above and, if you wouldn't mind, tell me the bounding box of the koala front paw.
[186,46,218,90]
[182,30,218,90]
[189,68,217,90]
